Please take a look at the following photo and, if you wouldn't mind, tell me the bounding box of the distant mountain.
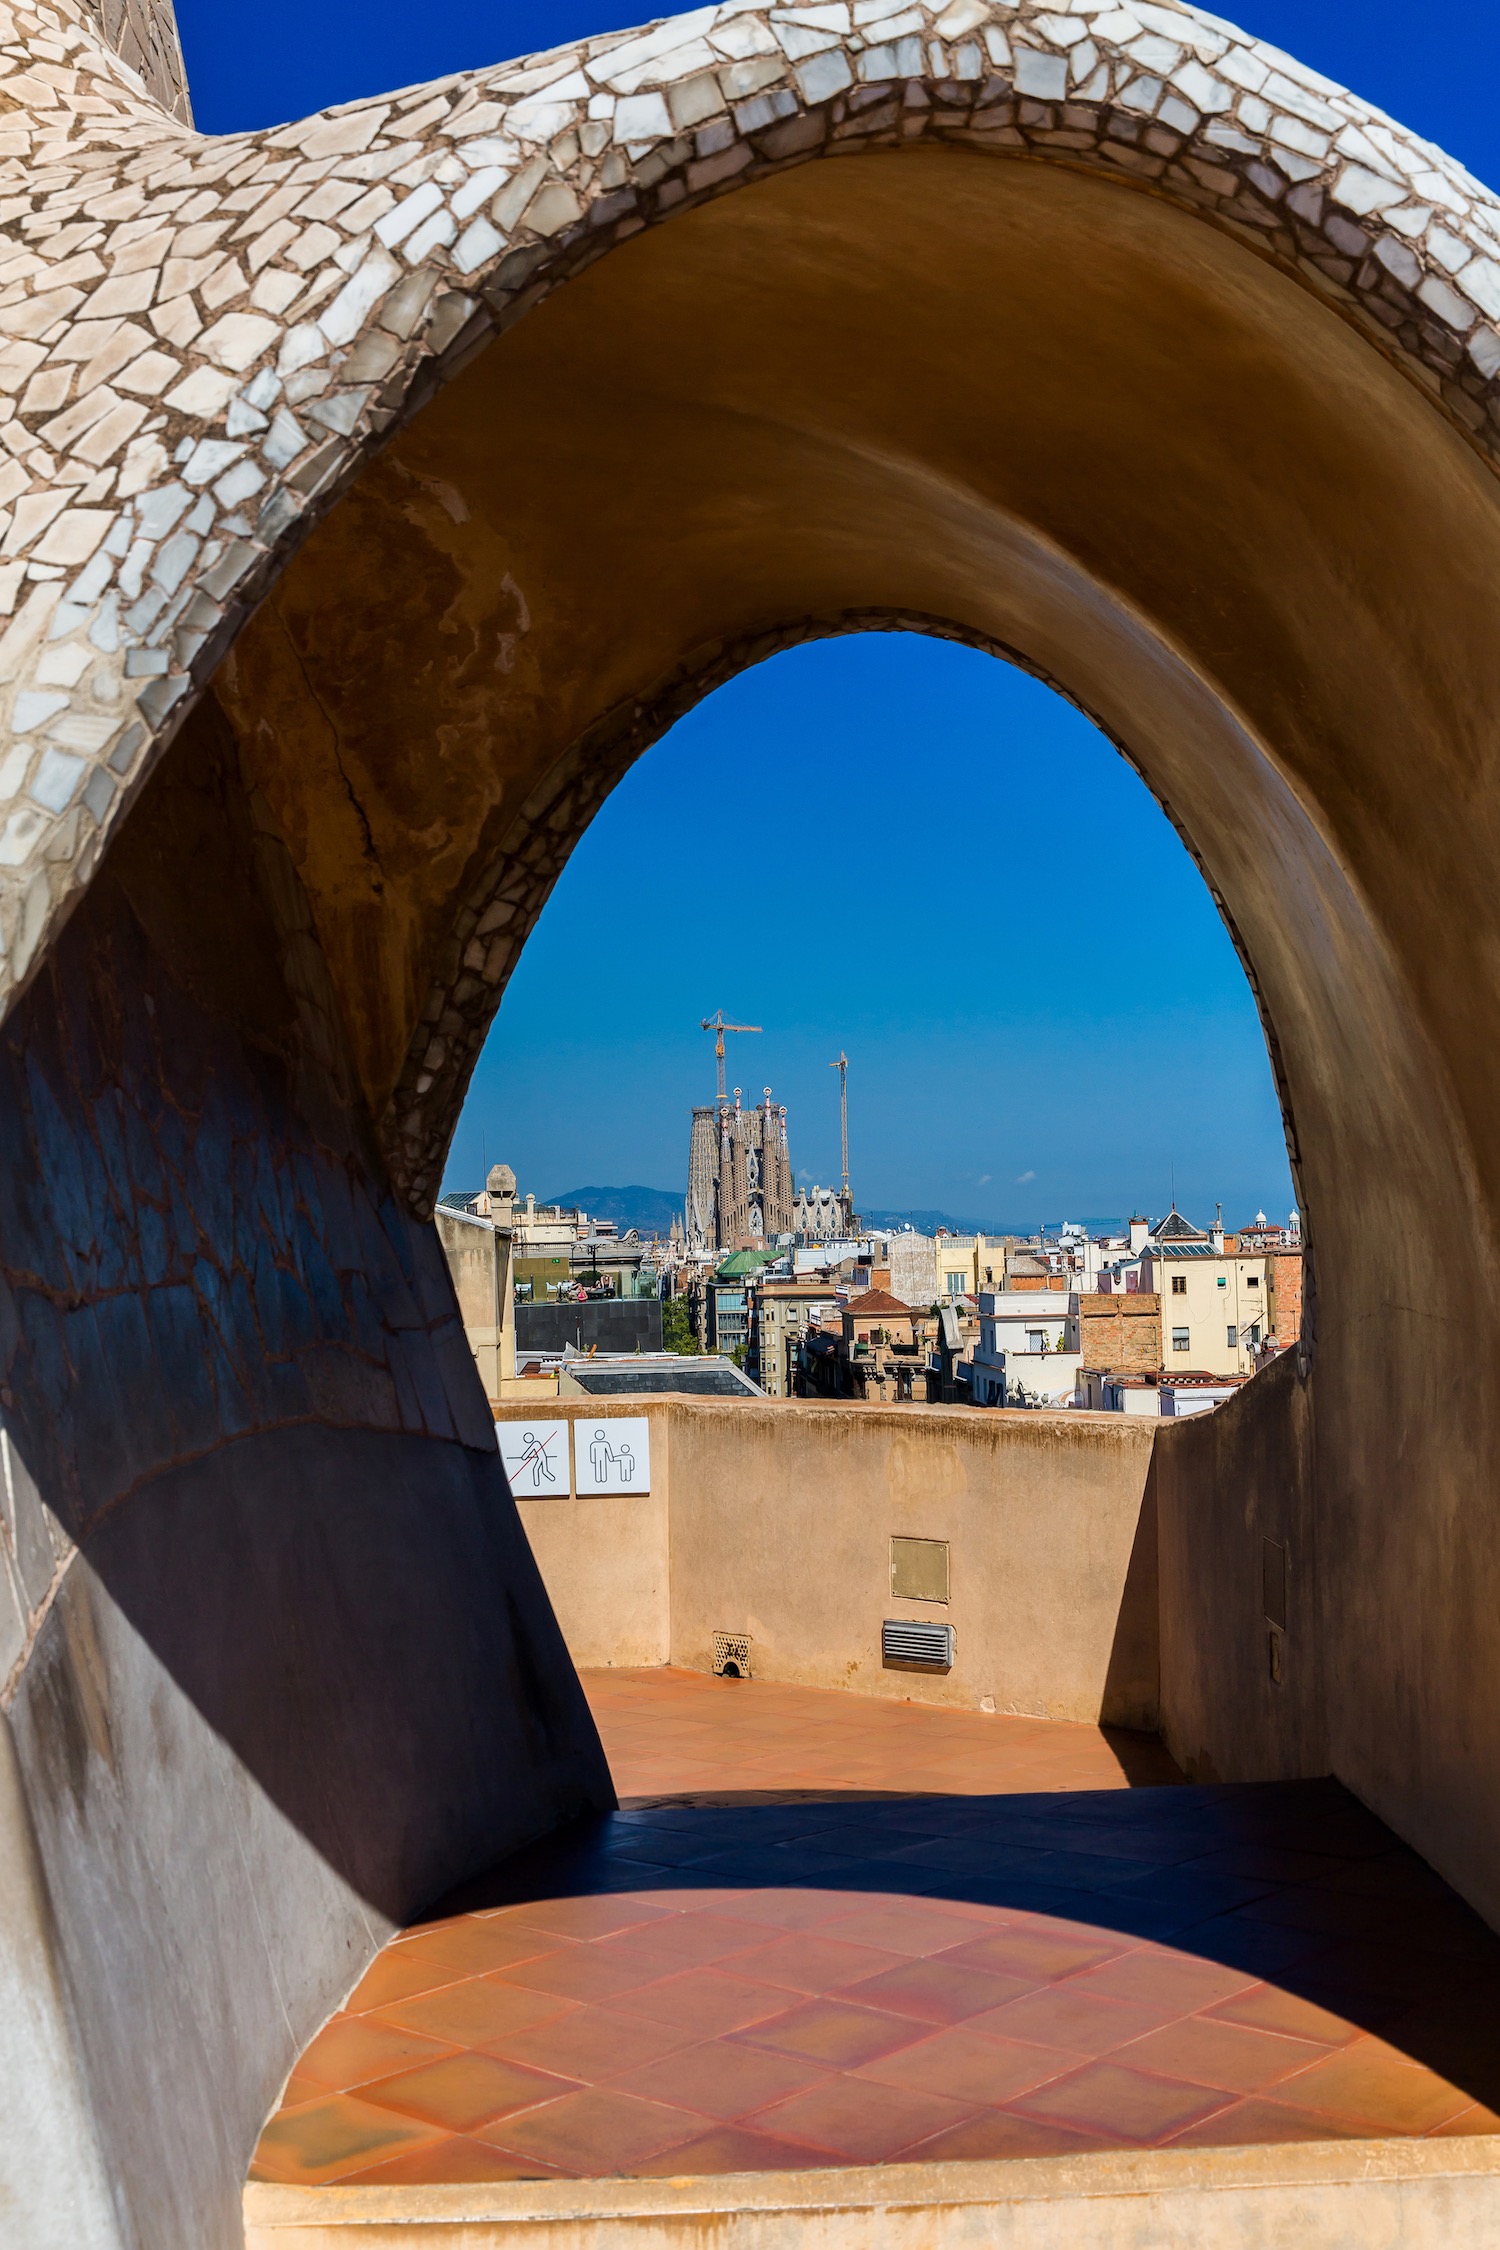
[862,1206,1028,1237]
[862,1209,1130,1238]
[548,1185,682,1236]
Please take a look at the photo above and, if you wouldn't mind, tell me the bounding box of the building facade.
[792,1183,857,1241]
[1139,1239,1272,1376]
[687,1089,795,1250]
[970,1288,1080,1409]
[748,1278,841,1397]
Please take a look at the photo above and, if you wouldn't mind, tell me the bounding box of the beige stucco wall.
[497,1397,1159,1729]
[516,1489,671,1670]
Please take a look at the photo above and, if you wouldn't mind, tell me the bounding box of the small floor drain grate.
[712,1632,752,1680]
[883,1618,955,1670]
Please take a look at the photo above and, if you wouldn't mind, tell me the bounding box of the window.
[1216,1274,1227,1289]
[1026,1330,1044,1352]
[1171,1274,1187,1295]
[1227,1324,1238,1348]
[1249,1322,1262,1345]
[1247,1273,1260,1289]
[1172,1327,1190,1352]
[945,1270,965,1293]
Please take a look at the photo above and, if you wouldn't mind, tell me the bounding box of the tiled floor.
[252,1668,1500,2188]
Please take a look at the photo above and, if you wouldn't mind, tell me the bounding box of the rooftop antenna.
[829,1050,849,1195]
[701,1009,761,1105]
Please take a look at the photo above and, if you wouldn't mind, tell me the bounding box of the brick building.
[1076,1291,1162,1374]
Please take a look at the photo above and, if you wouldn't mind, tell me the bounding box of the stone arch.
[6,0,1500,1045]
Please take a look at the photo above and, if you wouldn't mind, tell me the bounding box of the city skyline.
[441,637,1297,1226]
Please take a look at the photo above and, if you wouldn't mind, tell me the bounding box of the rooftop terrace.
[250,1669,1500,2194]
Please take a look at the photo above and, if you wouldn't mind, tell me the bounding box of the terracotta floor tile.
[296,2013,459,2093]
[344,1948,466,2014]
[607,2038,831,2120]
[729,1932,910,1995]
[256,1674,1500,2186]
[686,1889,841,1933]
[499,1947,666,2005]
[938,1922,1128,1981]
[337,2133,566,2184]
[1013,2060,1235,2144]
[597,1914,773,1975]
[750,2075,976,2162]
[855,2025,1080,2105]
[374,1978,574,2049]
[1428,2103,1500,2137]
[1065,1950,1259,2015]
[628,2124,844,2175]
[1204,1985,1361,2047]
[1165,2097,1369,2149]
[507,1896,675,1942]
[624,1886,756,1917]
[490,2004,700,2081]
[250,2093,443,2186]
[897,2108,1119,2162]
[359,2050,580,2133]
[277,2072,327,2111]
[734,1996,927,2070]
[484,2087,708,2174]
[841,1957,1035,2026]
[399,1917,568,1978]
[968,1984,1185,2058]
[608,1968,796,2037]
[1263,2040,1474,2133]
[1114,2014,1332,2095]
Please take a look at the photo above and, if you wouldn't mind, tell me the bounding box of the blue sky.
[173,2,1497,1229]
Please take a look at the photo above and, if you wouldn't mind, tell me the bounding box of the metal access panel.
[883,1619,955,1670]
[891,1536,950,1604]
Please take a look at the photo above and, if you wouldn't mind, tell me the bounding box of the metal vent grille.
[883,1619,955,1669]
[712,1632,752,1679]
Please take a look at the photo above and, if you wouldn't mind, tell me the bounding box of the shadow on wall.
[0,703,610,1924]
[0,704,610,2250]
[1103,1461,1160,1742]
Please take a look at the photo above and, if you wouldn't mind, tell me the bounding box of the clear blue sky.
[173,1,1498,1230]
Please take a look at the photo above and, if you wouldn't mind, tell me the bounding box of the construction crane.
[700,1011,761,1104]
[830,1050,849,1195]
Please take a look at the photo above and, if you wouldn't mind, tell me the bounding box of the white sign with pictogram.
[574,1416,651,1495]
[497,1419,571,1497]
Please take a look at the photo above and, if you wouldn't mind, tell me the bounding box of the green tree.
[662,1297,701,1355]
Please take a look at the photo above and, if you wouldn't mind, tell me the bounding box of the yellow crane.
[700,1010,761,1104]
[830,1050,849,1194]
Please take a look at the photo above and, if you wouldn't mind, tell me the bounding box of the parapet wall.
[501,1396,1161,1732]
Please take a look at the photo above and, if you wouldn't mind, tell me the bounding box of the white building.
[970,1289,1081,1408]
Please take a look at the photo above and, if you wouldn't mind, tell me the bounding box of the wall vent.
[883,1619,954,1670]
[713,1632,752,1679]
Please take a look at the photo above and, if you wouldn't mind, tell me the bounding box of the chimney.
[1128,1214,1148,1255]
[1211,1202,1225,1254]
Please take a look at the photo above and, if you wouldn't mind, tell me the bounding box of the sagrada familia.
[686,1088,794,1250]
